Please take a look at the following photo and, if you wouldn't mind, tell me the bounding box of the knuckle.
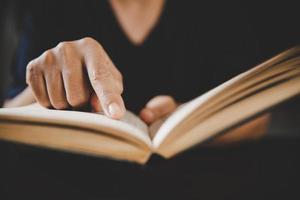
[68,93,89,107]
[80,37,96,45]
[90,68,111,82]
[56,42,72,58]
[82,37,95,43]
[80,37,103,50]
[57,41,69,49]
[41,50,55,65]
[26,61,40,84]
[115,81,123,94]
[26,60,37,74]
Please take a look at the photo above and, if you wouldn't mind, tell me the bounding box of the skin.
[25,37,125,119]
[4,0,270,143]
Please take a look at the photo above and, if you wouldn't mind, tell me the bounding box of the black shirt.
[7,1,291,199]
[8,0,259,113]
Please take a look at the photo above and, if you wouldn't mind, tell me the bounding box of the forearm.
[210,113,271,145]
[3,87,35,108]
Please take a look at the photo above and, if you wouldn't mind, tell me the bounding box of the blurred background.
[1,0,299,132]
[0,1,299,199]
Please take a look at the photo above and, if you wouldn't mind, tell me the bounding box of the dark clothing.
[6,1,299,199]
[7,0,259,113]
[1,139,300,200]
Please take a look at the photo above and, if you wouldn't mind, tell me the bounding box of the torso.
[12,0,259,113]
[109,0,165,46]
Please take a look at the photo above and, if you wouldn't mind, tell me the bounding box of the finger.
[61,59,91,108]
[90,93,125,117]
[90,92,102,112]
[83,43,125,119]
[26,60,51,107]
[140,95,177,124]
[44,69,69,109]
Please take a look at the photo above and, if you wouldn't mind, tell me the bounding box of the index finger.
[81,41,125,119]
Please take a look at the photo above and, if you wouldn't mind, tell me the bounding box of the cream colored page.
[0,104,152,147]
[152,75,242,148]
[159,76,300,157]
[120,110,149,135]
[149,118,166,139]
[0,123,151,164]
[148,105,186,139]
[152,47,300,148]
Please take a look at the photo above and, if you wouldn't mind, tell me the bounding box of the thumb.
[140,95,177,124]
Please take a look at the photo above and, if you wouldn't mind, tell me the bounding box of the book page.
[0,122,151,164]
[158,76,300,157]
[152,84,229,148]
[120,111,149,136]
[153,46,300,150]
[149,118,165,139]
[148,104,186,139]
[0,104,152,148]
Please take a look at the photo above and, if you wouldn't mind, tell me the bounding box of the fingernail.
[108,102,122,118]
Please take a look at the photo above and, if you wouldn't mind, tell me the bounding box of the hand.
[91,94,178,124]
[26,37,125,119]
[139,95,270,144]
[139,95,178,124]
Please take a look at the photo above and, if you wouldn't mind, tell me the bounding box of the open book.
[0,47,300,164]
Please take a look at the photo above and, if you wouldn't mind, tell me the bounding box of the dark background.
[0,1,299,102]
[0,1,299,199]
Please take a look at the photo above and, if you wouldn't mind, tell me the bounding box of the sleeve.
[6,0,89,99]
[6,14,49,99]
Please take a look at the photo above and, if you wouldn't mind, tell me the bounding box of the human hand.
[139,95,270,144]
[91,94,177,125]
[26,37,125,119]
[139,95,178,124]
